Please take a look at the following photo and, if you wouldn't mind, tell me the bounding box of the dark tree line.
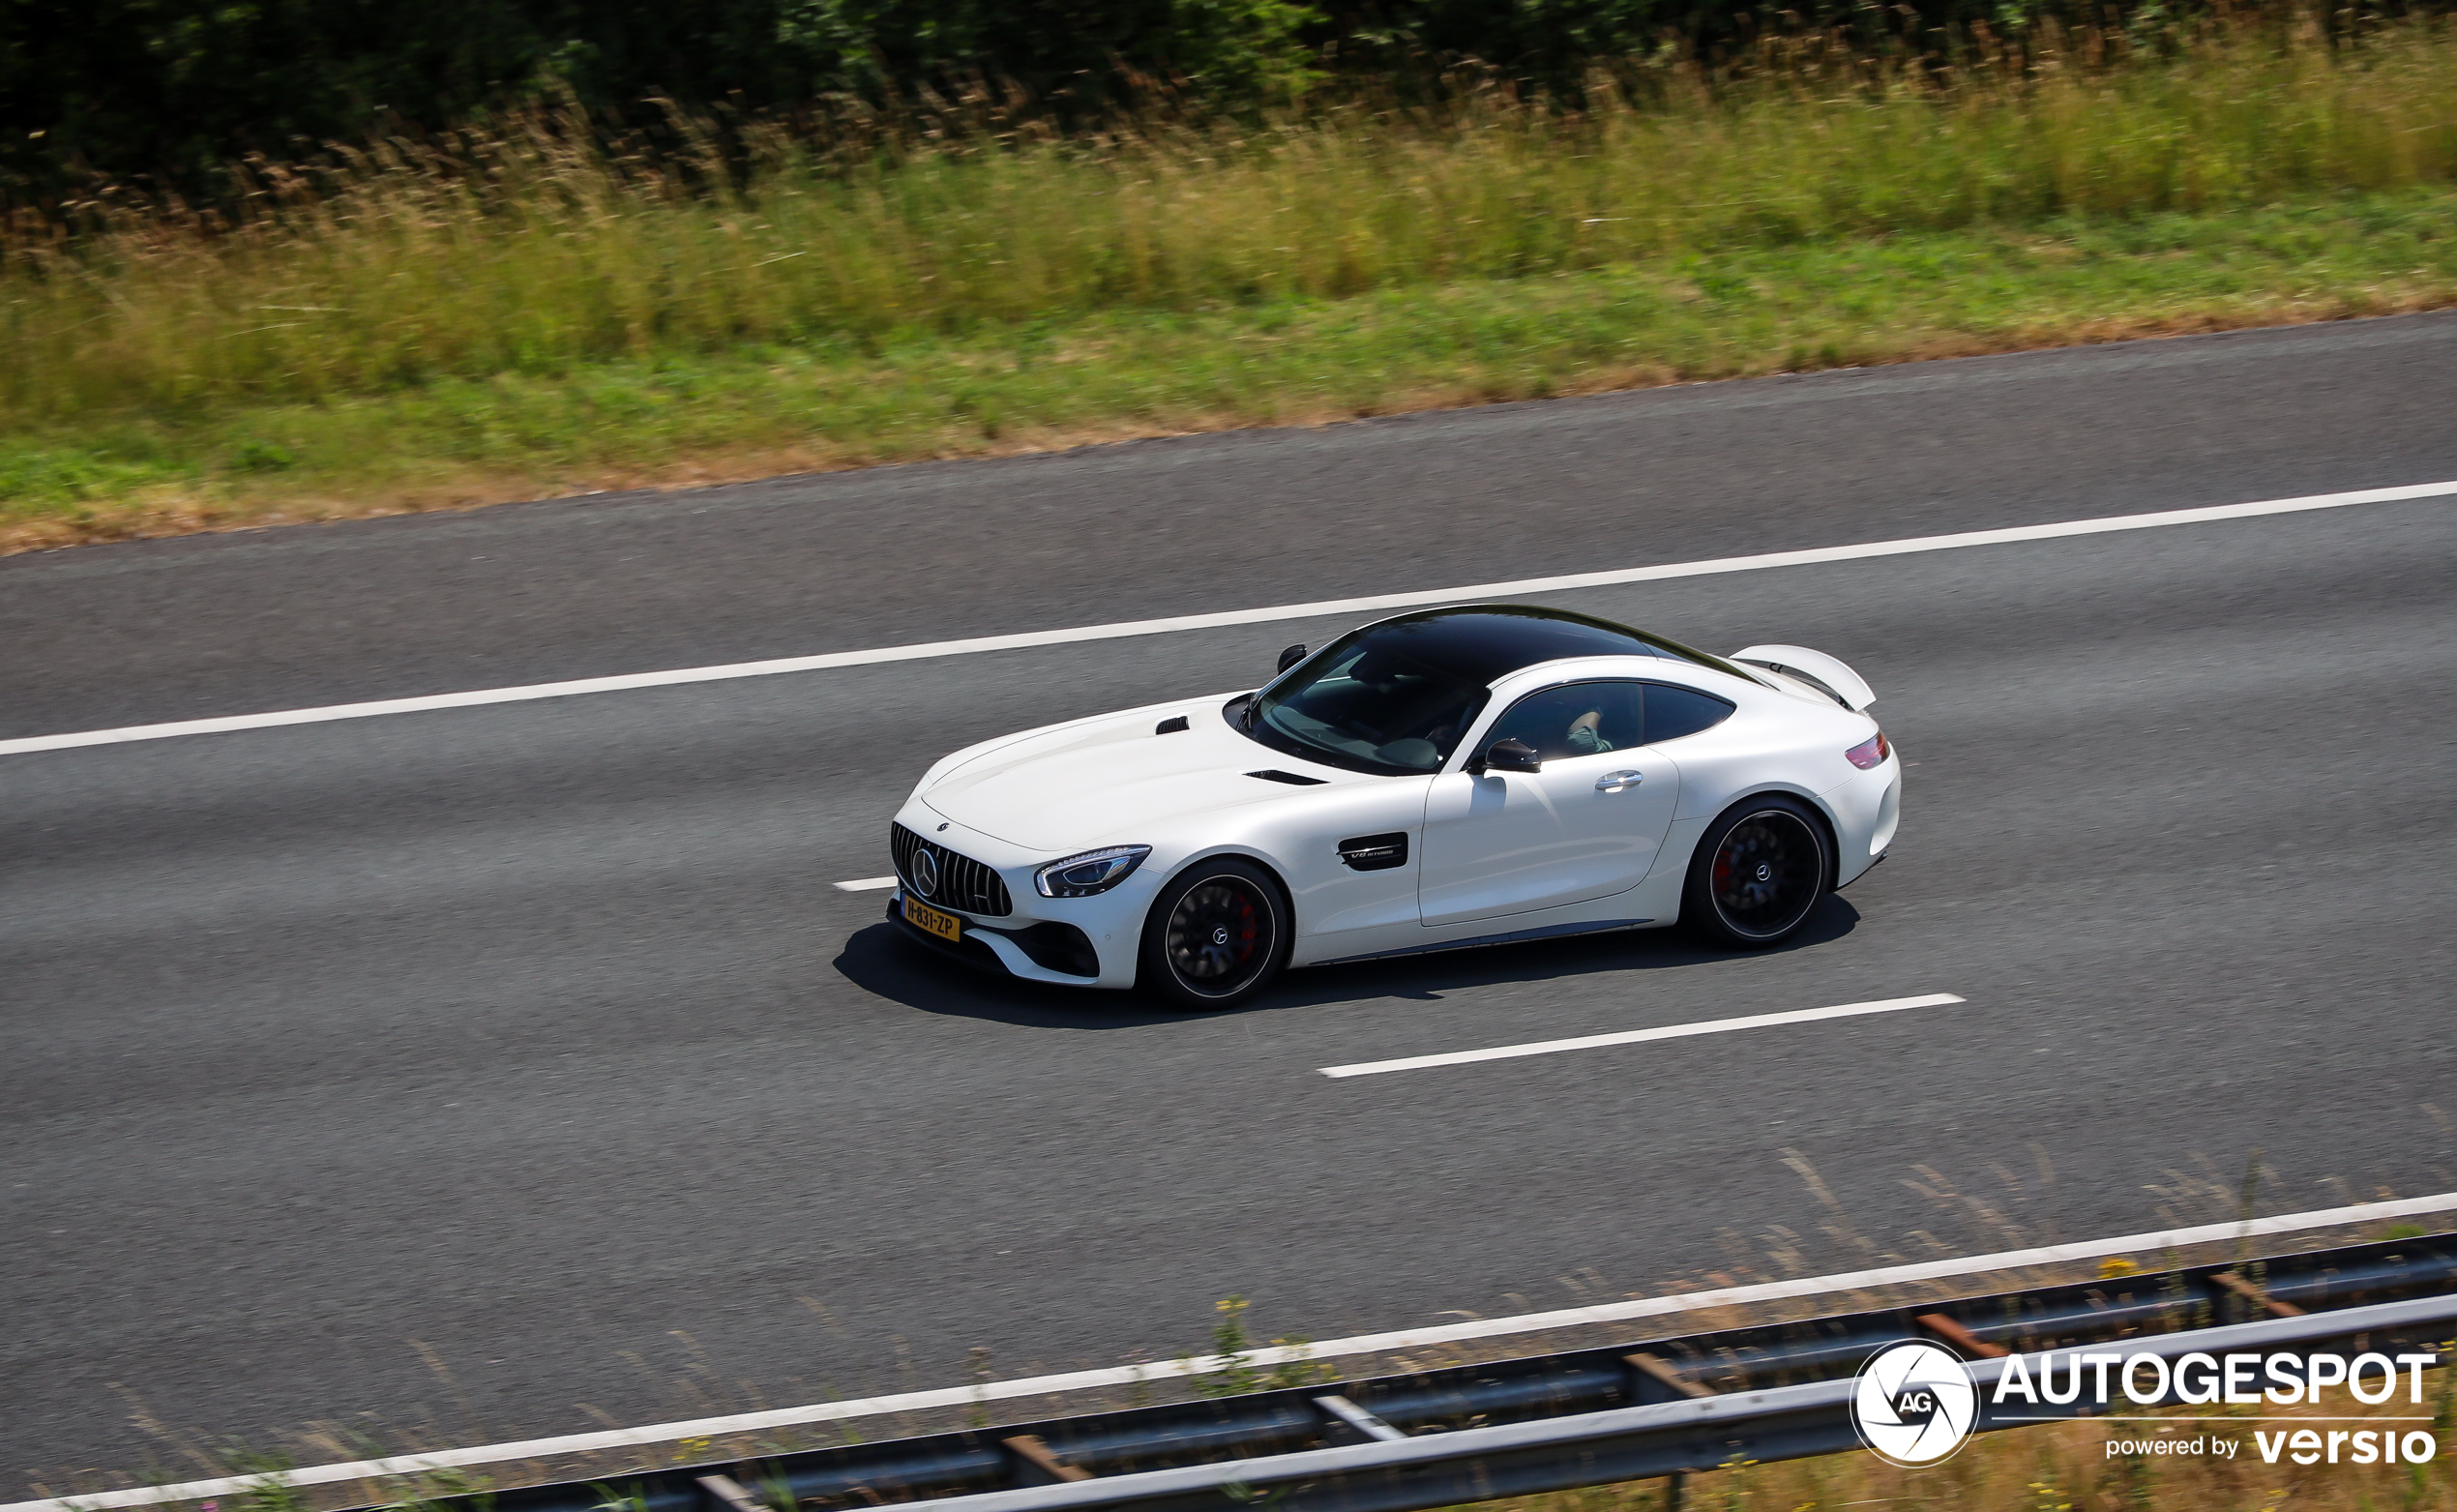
[0,0,2333,199]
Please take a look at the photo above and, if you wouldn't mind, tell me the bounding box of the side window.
[1484,681,1645,761]
[1643,683,1735,744]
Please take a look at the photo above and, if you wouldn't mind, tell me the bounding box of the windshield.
[1237,605,1747,776]
[1241,634,1492,776]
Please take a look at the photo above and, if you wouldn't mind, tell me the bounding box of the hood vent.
[1246,769,1326,786]
[1154,715,1190,734]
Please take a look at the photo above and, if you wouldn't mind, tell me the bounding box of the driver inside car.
[1486,682,1645,761]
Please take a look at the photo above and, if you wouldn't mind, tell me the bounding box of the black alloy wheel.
[1140,858,1289,1008]
[1683,795,1830,947]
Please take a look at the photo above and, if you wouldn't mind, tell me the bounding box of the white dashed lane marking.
[1318,992,1967,1078]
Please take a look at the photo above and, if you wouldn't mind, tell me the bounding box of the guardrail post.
[1623,1351,1714,1404]
[696,1475,767,1512]
[2213,1270,2305,1319]
[1915,1313,2009,1358]
[1312,1394,1407,1446]
[1622,1352,1713,1512]
[1003,1435,1094,1487]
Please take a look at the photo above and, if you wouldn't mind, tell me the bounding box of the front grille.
[890,822,1014,917]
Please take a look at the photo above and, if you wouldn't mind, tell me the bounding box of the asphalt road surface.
[6,314,2457,1489]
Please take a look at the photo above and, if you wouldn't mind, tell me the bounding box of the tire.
[1683,795,1830,948]
[1139,858,1290,1009]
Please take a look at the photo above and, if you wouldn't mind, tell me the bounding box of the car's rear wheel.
[1140,859,1288,1009]
[1684,796,1829,948]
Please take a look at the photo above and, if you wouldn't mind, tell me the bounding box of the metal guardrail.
[370,1232,2457,1512]
[894,1297,2457,1512]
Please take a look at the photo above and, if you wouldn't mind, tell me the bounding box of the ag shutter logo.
[1852,1340,1979,1468]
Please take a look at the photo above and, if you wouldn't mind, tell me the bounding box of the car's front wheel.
[1139,858,1289,1009]
[1683,796,1830,948]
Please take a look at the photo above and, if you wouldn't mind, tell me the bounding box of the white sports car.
[885,606,1899,1007]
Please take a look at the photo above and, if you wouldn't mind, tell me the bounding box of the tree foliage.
[3,0,1330,195]
[3,0,2413,196]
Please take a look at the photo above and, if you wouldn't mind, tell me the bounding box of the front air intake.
[889,823,1014,916]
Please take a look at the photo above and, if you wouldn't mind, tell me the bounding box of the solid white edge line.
[1319,993,1965,1078]
[833,877,901,891]
[22,1191,2457,1512]
[6,479,2453,758]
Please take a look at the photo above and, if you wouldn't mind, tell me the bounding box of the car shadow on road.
[833,896,1860,1029]
[832,924,1212,1027]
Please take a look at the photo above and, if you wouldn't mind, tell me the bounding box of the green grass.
[7,18,2457,548]
[9,188,2453,548]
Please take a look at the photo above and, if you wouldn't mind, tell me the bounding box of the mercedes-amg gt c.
[885,605,1898,1006]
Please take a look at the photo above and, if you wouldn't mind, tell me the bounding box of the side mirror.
[1480,737,1541,774]
[1276,643,1309,674]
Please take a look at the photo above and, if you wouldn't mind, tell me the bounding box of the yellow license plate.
[903,896,962,942]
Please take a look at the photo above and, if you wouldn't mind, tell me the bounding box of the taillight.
[1846,730,1890,770]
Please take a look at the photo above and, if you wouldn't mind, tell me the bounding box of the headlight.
[1035,845,1151,898]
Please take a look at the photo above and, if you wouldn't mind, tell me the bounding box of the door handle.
[1595,770,1643,792]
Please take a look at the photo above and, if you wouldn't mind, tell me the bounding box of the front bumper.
[883,806,1152,988]
[886,894,1108,981]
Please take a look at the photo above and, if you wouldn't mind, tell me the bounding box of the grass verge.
[9,16,2457,554]
[7,186,2456,555]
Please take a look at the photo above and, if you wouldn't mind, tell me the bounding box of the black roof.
[1344,606,1737,683]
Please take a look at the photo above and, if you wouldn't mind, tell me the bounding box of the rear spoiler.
[1731,644,1876,712]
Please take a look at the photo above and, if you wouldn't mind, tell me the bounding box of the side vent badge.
[1337,832,1410,872]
